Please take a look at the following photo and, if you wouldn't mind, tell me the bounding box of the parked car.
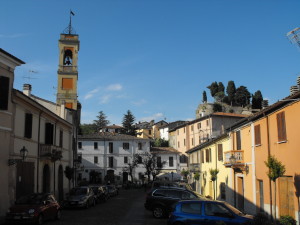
[90,185,108,203]
[107,185,119,197]
[64,186,96,209]
[168,200,253,225]
[144,187,205,218]
[6,193,61,225]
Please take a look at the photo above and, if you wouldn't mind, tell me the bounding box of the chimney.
[290,86,299,95]
[262,99,269,109]
[23,84,32,96]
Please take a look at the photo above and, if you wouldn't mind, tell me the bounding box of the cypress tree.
[226,81,236,106]
[202,91,207,103]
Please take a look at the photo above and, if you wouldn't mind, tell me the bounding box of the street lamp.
[20,146,28,161]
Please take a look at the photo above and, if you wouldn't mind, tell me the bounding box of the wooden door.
[237,177,244,211]
[278,176,295,218]
[16,162,34,199]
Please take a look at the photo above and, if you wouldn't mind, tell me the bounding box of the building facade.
[77,133,151,184]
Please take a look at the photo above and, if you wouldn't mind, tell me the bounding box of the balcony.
[40,144,62,161]
[224,150,244,167]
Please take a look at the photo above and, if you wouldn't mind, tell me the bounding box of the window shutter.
[218,144,223,161]
[236,130,241,150]
[0,76,9,110]
[201,151,204,163]
[24,113,33,139]
[206,149,209,162]
[254,125,261,145]
[277,112,287,142]
[45,123,54,145]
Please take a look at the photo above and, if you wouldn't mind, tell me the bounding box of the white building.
[77,132,151,184]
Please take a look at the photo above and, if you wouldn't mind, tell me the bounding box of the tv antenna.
[23,70,38,82]
[287,27,300,48]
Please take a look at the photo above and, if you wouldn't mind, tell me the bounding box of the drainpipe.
[215,142,218,200]
[265,112,273,219]
[53,122,57,197]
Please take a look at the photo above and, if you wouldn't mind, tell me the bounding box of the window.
[77,153,82,163]
[191,138,194,146]
[236,130,241,150]
[62,78,73,90]
[205,149,211,163]
[137,155,142,164]
[157,157,162,167]
[123,143,129,149]
[277,112,287,142]
[65,102,73,109]
[124,156,128,164]
[180,155,188,163]
[184,139,186,146]
[218,144,223,161]
[94,142,98,149]
[255,124,261,145]
[181,202,202,214]
[204,203,232,218]
[45,123,54,145]
[206,120,209,126]
[197,123,201,129]
[59,130,63,147]
[109,142,113,153]
[109,157,113,168]
[201,151,204,163]
[191,125,194,131]
[178,141,180,148]
[149,130,152,135]
[78,142,82,149]
[0,76,9,110]
[24,113,33,139]
[169,157,174,167]
[94,156,98,164]
[138,142,142,150]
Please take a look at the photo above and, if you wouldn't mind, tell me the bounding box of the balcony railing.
[224,150,244,167]
[40,144,62,161]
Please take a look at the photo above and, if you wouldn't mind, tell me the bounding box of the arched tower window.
[63,49,73,65]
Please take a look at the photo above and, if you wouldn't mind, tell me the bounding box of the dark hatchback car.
[144,187,204,218]
[6,193,61,225]
[168,200,253,225]
[90,185,108,203]
[64,186,96,209]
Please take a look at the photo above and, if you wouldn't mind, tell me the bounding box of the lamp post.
[20,146,28,161]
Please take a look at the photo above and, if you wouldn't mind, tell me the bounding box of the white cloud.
[132,99,147,106]
[84,88,100,100]
[99,94,112,104]
[106,84,122,91]
[139,113,164,122]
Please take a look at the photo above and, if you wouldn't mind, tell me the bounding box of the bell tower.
[57,12,80,110]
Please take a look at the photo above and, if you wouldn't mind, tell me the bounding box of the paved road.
[50,188,167,225]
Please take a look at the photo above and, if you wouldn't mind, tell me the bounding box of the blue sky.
[2,0,300,125]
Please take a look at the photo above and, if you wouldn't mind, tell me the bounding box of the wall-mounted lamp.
[20,146,28,161]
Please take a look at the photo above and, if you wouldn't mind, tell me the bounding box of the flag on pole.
[70,10,75,16]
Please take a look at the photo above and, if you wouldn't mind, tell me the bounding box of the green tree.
[207,81,219,97]
[79,123,97,135]
[213,103,223,112]
[181,169,189,179]
[214,91,225,102]
[209,168,219,200]
[265,155,286,220]
[141,152,166,182]
[235,86,251,107]
[153,138,169,147]
[226,81,236,106]
[123,154,139,182]
[64,166,74,190]
[252,90,263,109]
[218,82,225,93]
[122,110,136,136]
[93,111,110,131]
[202,91,207,103]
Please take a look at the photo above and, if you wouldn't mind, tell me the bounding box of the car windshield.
[16,194,45,205]
[70,188,87,196]
[224,202,244,215]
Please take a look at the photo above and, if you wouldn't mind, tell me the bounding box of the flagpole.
[69,10,72,34]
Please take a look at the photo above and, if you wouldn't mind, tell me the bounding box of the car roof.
[178,199,225,204]
[153,186,187,191]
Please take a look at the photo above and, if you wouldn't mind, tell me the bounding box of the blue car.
[168,200,253,225]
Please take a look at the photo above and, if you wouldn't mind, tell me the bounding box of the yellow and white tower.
[57,12,80,110]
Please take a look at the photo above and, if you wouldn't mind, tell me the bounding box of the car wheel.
[37,214,44,225]
[153,206,165,218]
[55,210,61,220]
